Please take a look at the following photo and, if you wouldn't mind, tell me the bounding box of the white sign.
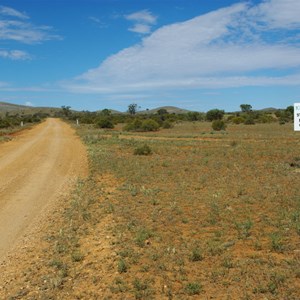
[295,103,300,131]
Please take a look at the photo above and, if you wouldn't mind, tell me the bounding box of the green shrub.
[162,120,173,129]
[235,219,253,239]
[206,109,225,121]
[190,247,203,262]
[97,118,114,129]
[123,118,142,131]
[212,120,226,131]
[135,228,154,246]
[231,116,245,124]
[117,259,128,273]
[134,144,152,156]
[132,278,152,299]
[244,116,255,125]
[0,119,10,128]
[270,232,284,252]
[124,117,172,132]
[257,114,276,123]
[141,119,160,131]
[279,118,286,125]
[71,251,84,262]
[185,282,202,295]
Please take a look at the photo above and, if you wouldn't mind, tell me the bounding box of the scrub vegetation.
[1,104,299,299]
[68,120,299,299]
[0,112,47,142]
[64,104,294,132]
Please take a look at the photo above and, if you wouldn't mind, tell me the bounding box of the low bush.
[244,116,255,125]
[97,118,114,129]
[118,259,128,273]
[134,144,152,156]
[123,119,142,131]
[185,282,202,295]
[190,246,203,262]
[124,118,160,132]
[257,114,276,123]
[162,120,173,129]
[212,120,226,131]
[0,119,10,129]
[231,116,245,124]
[141,119,160,131]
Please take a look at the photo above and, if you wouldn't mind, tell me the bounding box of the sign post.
[294,103,300,131]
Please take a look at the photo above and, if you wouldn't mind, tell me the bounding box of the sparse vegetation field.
[2,121,300,299]
[75,122,300,299]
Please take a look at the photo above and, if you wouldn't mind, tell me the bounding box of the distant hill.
[0,102,125,116]
[230,107,283,114]
[259,107,280,113]
[139,106,191,115]
[0,102,61,116]
[0,102,285,117]
[0,102,28,112]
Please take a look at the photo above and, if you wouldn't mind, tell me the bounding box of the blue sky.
[0,0,300,112]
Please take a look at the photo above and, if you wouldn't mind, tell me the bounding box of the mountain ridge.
[0,101,285,115]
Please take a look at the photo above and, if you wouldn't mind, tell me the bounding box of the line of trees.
[61,103,294,132]
[1,103,293,133]
[227,104,294,125]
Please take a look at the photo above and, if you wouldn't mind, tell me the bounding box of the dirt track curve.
[0,118,87,260]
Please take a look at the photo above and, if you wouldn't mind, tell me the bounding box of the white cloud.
[125,10,157,34]
[0,20,61,44]
[3,87,57,92]
[89,16,101,24]
[252,0,300,29]
[128,24,152,34]
[0,49,31,60]
[125,10,157,24]
[0,6,28,19]
[0,5,61,62]
[88,16,107,28]
[64,73,300,95]
[0,6,61,44]
[25,101,33,106]
[64,1,300,94]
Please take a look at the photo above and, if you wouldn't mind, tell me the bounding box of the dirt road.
[0,118,87,260]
